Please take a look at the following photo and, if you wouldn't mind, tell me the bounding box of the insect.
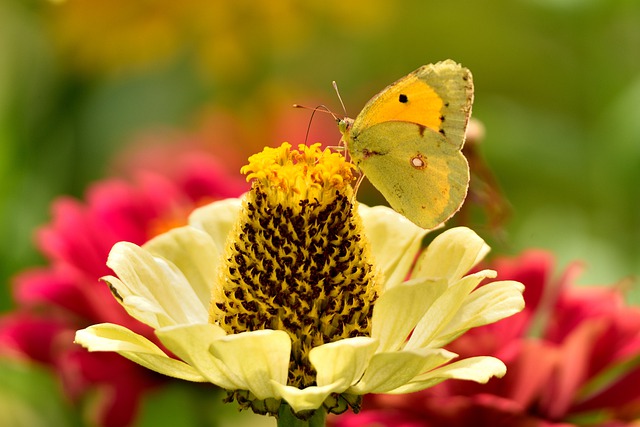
[338,60,474,229]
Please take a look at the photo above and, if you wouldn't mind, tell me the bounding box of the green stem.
[277,403,327,427]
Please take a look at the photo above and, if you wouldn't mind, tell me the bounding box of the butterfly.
[338,60,474,229]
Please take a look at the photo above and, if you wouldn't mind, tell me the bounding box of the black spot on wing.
[399,94,408,103]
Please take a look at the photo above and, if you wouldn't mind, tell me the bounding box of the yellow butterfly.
[338,60,474,229]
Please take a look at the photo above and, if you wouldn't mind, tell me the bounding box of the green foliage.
[0,359,81,427]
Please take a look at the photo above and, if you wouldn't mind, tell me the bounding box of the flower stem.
[277,403,326,427]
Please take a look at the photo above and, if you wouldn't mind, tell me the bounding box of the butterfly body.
[338,60,474,229]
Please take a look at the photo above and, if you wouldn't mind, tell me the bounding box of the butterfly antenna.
[332,81,348,117]
[292,103,338,119]
[292,104,338,144]
[331,81,351,156]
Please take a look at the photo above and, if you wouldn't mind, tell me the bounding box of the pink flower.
[0,136,248,427]
[332,250,640,427]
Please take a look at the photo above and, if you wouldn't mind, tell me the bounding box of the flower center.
[211,143,380,388]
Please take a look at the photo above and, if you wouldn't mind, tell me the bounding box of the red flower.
[0,137,248,427]
[332,250,640,427]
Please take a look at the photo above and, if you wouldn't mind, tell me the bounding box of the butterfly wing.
[351,120,469,229]
[351,60,473,150]
[343,60,473,228]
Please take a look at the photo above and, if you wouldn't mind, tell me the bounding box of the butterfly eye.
[410,155,427,170]
[398,94,409,103]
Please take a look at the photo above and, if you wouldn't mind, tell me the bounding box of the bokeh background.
[1,0,639,425]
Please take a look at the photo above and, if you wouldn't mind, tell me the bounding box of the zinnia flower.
[0,141,247,427]
[75,142,525,425]
[332,250,640,427]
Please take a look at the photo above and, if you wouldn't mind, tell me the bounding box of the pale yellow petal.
[359,205,428,289]
[102,275,173,328]
[209,330,291,400]
[188,198,243,252]
[349,348,456,394]
[156,324,241,390]
[270,382,345,413]
[387,356,507,394]
[430,280,525,348]
[75,323,205,382]
[144,226,221,311]
[107,242,207,328]
[413,227,490,284]
[371,279,447,352]
[406,271,494,350]
[309,337,378,388]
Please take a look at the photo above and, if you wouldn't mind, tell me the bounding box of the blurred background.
[1,0,639,425]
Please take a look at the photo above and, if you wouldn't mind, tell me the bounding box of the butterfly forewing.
[351,60,473,150]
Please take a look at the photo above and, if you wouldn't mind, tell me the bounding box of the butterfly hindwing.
[351,121,469,229]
